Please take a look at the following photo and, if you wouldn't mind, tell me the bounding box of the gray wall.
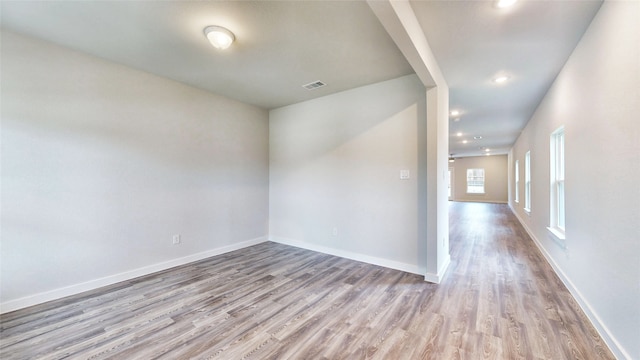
[449,155,508,203]
[508,2,640,358]
[1,31,270,309]
[269,75,427,274]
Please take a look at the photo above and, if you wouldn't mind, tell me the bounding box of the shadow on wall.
[269,74,428,273]
[270,79,425,169]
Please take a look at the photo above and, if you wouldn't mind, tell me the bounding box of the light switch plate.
[400,170,410,180]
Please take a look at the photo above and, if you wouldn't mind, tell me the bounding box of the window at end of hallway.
[548,126,565,241]
[524,151,531,213]
[466,168,485,194]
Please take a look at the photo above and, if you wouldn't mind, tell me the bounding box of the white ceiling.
[1,0,602,157]
[410,0,602,157]
[0,1,413,109]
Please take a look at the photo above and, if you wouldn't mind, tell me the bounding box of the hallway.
[446,201,613,359]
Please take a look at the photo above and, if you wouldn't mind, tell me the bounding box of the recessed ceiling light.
[496,0,517,8]
[474,136,483,140]
[485,148,491,152]
[462,140,468,144]
[456,132,462,137]
[204,25,235,50]
[450,110,460,116]
[493,75,510,83]
[486,153,491,156]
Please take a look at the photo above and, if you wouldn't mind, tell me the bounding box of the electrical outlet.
[172,234,181,245]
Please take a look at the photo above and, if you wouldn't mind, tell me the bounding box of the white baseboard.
[424,253,451,284]
[508,204,630,360]
[269,236,423,276]
[0,236,268,314]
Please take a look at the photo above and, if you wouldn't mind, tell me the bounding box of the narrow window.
[466,168,485,194]
[550,127,565,232]
[515,160,520,203]
[524,151,531,212]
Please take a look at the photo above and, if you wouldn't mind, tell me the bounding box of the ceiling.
[0,0,602,157]
[410,0,602,157]
[0,1,413,109]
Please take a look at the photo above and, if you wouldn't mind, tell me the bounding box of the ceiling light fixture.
[462,140,468,144]
[496,0,517,8]
[493,75,510,83]
[485,148,491,152]
[449,155,455,163]
[474,136,483,140]
[456,132,462,137]
[204,25,235,50]
[450,110,460,116]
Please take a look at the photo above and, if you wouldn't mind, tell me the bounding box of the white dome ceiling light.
[496,0,517,9]
[493,75,510,83]
[204,25,235,50]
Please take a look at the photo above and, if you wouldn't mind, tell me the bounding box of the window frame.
[448,167,454,200]
[524,151,531,213]
[466,168,485,194]
[514,160,520,203]
[548,127,565,239]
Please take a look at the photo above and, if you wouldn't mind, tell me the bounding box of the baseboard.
[269,236,423,276]
[508,205,630,360]
[0,236,268,314]
[424,253,451,284]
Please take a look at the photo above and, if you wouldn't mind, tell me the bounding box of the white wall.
[269,75,427,274]
[368,0,451,282]
[450,155,508,203]
[508,2,640,358]
[0,31,270,311]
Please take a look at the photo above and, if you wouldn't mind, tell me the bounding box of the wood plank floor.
[0,202,615,359]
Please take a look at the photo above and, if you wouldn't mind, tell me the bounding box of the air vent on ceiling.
[302,80,326,90]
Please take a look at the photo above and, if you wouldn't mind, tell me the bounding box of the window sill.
[466,192,486,195]
[547,227,567,249]
[523,208,531,215]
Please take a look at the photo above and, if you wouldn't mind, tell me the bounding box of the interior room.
[1,1,638,359]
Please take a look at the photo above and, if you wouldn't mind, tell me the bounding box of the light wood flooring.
[0,202,615,359]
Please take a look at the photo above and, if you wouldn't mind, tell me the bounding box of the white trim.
[508,205,629,360]
[424,253,451,284]
[546,226,567,249]
[269,236,423,276]
[0,236,268,314]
